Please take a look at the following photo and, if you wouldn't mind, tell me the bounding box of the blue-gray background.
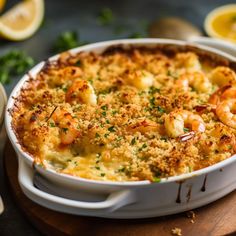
[0,0,235,235]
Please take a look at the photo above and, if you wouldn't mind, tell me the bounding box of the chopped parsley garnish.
[61,84,68,92]
[0,50,34,85]
[75,60,81,67]
[149,86,160,95]
[108,126,116,132]
[95,166,100,170]
[100,173,106,177]
[131,137,136,145]
[149,97,155,107]
[160,137,167,142]
[112,110,118,115]
[62,127,68,133]
[97,7,114,25]
[49,122,56,127]
[118,167,126,172]
[104,133,110,138]
[53,31,87,53]
[101,111,107,116]
[149,97,166,113]
[101,105,108,110]
[95,133,100,138]
[183,127,190,132]
[153,177,161,183]
[157,106,165,113]
[138,143,147,151]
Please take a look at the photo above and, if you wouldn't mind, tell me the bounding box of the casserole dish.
[0,83,6,130]
[0,83,6,215]
[5,39,236,218]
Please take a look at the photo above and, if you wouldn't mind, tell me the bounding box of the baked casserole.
[11,45,236,182]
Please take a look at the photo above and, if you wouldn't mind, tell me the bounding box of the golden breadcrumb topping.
[11,45,236,181]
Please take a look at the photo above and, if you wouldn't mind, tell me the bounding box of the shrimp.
[126,119,165,135]
[126,70,154,90]
[164,110,205,138]
[208,66,236,87]
[210,124,236,152]
[221,87,236,100]
[52,109,80,145]
[175,52,201,72]
[216,99,236,129]
[176,71,211,93]
[209,85,236,105]
[66,79,97,105]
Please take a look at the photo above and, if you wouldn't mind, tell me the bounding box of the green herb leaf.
[149,86,160,95]
[100,173,106,177]
[118,167,126,172]
[101,111,106,116]
[97,7,114,25]
[53,31,88,53]
[49,122,56,127]
[0,50,34,85]
[157,106,165,113]
[153,177,161,183]
[149,97,155,107]
[131,137,136,145]
[183,127,190,132]
[62,127,68,133]
[101,105,108,110]
[108,126,116,132]
[160,137,167,142]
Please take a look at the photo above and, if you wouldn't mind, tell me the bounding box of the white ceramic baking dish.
[0,83,6,215]
[5,39,236,219]
[0,83,6,130]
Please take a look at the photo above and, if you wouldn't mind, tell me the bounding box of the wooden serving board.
[3,140,236,236]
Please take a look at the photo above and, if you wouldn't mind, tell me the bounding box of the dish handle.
[18,158,136,214]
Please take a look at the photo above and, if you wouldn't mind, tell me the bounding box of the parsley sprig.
[53,31,88,53]
[0,50,34,85]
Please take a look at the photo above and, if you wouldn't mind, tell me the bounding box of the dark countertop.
[0,0,235,235]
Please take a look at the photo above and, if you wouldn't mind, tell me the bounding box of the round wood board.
[3,140,236,236]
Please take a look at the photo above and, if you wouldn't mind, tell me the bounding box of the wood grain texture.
[3,140,236,236]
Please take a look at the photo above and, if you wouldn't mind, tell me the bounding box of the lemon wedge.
[0,0,44,41]
[0,0,6,13]
[204,4,236,43]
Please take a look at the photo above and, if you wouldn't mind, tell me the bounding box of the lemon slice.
[204,4,236,43]
[0,0,6,12]
[0,0,44,41]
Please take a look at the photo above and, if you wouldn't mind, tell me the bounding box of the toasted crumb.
[171,227,182,236]
[186,210,196,223]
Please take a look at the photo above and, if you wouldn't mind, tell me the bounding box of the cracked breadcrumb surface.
[11,45,236,182]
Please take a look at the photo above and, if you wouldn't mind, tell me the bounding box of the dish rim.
[5,38,236,186]
[0,83,7,128]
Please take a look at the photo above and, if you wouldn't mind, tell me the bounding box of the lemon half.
[0,0,44,41]
[0,0,6,13]
[204,4,236,43]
